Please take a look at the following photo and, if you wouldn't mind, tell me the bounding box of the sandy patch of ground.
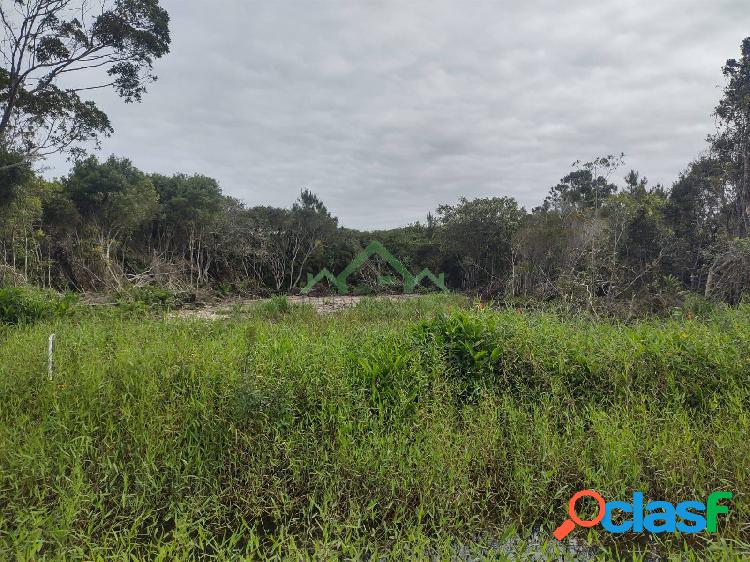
[289,293,423,313]
[169,293,424,320]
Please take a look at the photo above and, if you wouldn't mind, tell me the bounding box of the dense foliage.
[0,296,748,559]
[0,285,77,324]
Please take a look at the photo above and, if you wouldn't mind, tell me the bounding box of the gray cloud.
[45,0,749,228]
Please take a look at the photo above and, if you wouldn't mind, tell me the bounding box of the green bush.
[216,279,267,298]
[0,286,78,325]
[115,285,193,310]
[679,292,719,318]
[251,295,293,318]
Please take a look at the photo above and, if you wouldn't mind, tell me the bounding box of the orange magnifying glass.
[553,489,606,540]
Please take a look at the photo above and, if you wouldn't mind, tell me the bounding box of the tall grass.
[0,286,78,325]
[0,295,748,560]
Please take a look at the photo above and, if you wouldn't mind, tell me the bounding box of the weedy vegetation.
[0,286,78,326]
[0,294,749,560]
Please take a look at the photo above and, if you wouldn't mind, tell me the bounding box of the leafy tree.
[436,197,525,290]
[208,196,270,290]
[151,174,223,245]
[0,172,43,281]
[0,147,33,202]
[371,222,440,279]
[665,158,730,289]
[0,0,170,163]
[623,170,649,197]
[65,155,157,233]
[39,179,79,287]
[253,190,338,291]
[542,154,623,212]
[150,173,223,287]
[704,238,750,302]
[286,189,338,290]
[63,155,158,285]
[511,210,569,298]
[710,37,750,236]
[603,187,672,298]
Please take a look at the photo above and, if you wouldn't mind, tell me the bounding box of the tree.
[39,178,79,287]
[0,171,43,282]
[511,210,569,298]
[542,154,623,212]
[64,155,158,286]
[150,173,223,287]
[623,169,649,197]
[0,0,170,163]
[435,196,525,290]
[210,196,267,288]
[369,221,441,287]
[0,146,33,201]
[602,187,671,300]
[704,238,750,302]
[286,189,338,290]
[710,37,750,236]
[665,158,730,290]
[253,190,338,292]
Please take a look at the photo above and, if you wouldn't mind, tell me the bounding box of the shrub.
[0,286,78,325]
[216,279,267,298]
[253,294,291,316]
[672,293,718,319]
[115,285,193,310]
[352,284,373,296]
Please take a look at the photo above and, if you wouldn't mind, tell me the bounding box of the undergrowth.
[0,295,748,560]
[0,286,78,325]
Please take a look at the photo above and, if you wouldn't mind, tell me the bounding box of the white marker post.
[48,334,56,380]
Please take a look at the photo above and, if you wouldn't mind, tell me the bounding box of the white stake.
[48,334,56,380]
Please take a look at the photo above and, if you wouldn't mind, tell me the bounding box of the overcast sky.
[46,0,749,229]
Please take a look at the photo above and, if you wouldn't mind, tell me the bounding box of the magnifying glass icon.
[553,489,606,540]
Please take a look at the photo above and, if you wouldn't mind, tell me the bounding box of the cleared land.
[0,295,749,560]
[169,294,427,320]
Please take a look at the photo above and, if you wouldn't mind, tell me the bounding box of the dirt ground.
[169,293,425,320]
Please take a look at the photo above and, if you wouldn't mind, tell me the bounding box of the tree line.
[1,133,749,309]
[1,1,749,309]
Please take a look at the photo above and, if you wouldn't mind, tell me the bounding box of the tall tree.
[150,173,223,287]
[286,189,338,290]
[665,158,730,290]
[0,0,170,163]
[0,146,33,202]
[436,196,525,290]
[255,190,338,292]
[711,37,750,236]
[0,171,43,282]
[64,155,158,285]
[542,154,623,213]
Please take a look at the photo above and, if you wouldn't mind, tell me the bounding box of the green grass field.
[1,295,749,560]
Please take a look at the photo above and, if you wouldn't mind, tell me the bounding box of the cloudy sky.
[47,0,749,229]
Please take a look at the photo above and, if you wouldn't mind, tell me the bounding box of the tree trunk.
[741,148,750,237]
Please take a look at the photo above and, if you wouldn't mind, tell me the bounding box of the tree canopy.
[0,0,170,163]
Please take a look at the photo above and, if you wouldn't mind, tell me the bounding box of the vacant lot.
[1,295,748,560]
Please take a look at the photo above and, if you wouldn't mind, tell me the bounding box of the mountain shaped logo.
[301,240,448,295]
